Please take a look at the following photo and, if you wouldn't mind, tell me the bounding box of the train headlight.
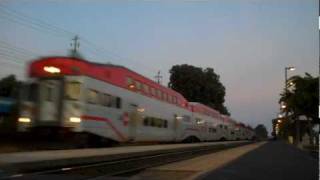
[69,117,81,123]
[18,117,31,123]
[44,66,61,74]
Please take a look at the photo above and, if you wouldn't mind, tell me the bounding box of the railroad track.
[1,141,251,180]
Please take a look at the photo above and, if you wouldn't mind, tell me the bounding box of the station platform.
[0,141,250,176]
[132,141,318,180]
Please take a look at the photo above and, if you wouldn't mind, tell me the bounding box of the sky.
[0,0,318,134]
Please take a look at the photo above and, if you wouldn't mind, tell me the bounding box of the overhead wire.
[0,41,39,56]
[0,5,74,38]
[0,5,159,78]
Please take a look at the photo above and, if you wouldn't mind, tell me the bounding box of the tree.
[254,124,268,140]
[168,64,230,115]
[0,75,20,133]
[0,75,20,98]
[280,73,318,123]
[279,73,319,144]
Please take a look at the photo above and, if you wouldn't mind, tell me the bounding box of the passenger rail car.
[18,57,254,143]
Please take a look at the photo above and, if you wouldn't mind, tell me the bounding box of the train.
[17,56,255,145]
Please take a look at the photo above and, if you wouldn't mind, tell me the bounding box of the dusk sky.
[0,0,318,133]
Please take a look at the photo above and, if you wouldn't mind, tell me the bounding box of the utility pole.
[154,71,162,84]
[70,35,80,55]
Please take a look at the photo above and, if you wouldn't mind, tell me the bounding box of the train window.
[224,126,228,130]
[164,120,168,128]
[151,87,156,96]
[127,77,133,85]
[26,84,37,100]
[156,89,161,98]
[65,82,81,100]
[219,124,223,128]
[116,97,121,109]
[172,96,176,104]
[23,83,38,102]
[143,118,149,126]
[152,118,157,127]
[143,84,149,94]
[150,118,155,126]
[87,89,99,104]
[162,92,167,101]
[101,93,112,106]
[176,99,179,105]
[183,115,191,122]
[143,117,168,128]
[46,86,53,101]
[158,119,163,128]
[154,118,160,127]
[135,81,141,90]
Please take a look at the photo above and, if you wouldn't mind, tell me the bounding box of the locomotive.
[18,57,254,144]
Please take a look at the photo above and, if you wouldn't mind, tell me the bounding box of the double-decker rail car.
[18,57,254,144]
[189,102,224,141]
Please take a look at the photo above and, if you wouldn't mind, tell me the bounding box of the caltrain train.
[17,56,254,144]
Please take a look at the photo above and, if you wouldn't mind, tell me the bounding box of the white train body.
[18,57,254,143]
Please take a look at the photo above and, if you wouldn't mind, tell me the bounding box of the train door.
[173,114,180,141]
[173,114,190,141]
[128,104,139,141]
[38,79,63,123]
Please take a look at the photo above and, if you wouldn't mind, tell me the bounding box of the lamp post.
[285,67,295,94]
[283,66,295,113]
[284,66,296,144]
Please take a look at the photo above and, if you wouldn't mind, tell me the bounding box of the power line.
[0,5,74,38]
[0,5,159,76]
[0,11,72,38]
[0,51,31,61]
[0,49,34,60]
[0,40,41,58]
[0,40,41,69]
[0,54,27,66]
[0,45,35,57]
[80,38,158,74]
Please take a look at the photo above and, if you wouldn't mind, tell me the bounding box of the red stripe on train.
[81,115,127,141]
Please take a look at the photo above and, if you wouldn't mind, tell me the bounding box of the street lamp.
[284,66,295,114]
[285,67,295,93]
[284,66,300,144]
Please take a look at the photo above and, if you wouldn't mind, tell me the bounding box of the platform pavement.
[198,141,318,180]
[133,141,318,180]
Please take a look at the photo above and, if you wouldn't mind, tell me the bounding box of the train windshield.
[65,81,81,100]
[20,83,38,102]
